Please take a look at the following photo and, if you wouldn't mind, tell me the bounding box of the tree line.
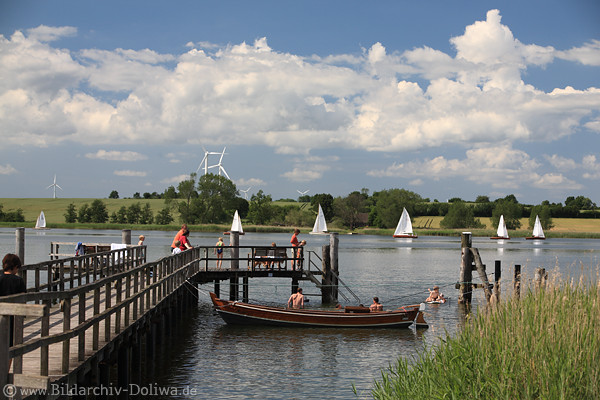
[59,173,598,230]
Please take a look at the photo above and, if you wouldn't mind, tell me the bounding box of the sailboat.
[224,210,244,235]
[393,208,417,238]
[309,204,328,235]
[490,215,510,240]
[526,215,545,240]
[34,211,48,230]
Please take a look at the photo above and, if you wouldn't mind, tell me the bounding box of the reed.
[370,273,600,399]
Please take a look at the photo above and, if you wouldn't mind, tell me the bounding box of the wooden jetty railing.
[0,230,345,399]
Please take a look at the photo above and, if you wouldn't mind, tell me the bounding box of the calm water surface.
[1,228,599,399]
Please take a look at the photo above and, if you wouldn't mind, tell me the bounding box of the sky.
[1,0,599,204]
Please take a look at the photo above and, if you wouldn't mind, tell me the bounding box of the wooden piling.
[15,227,25,265]
[229,232,239,270]
[514,264,521,299]
[329,233,339,302]
[470,248,492,303]
[321,244,332,303]
[458,232,473,304]
[534,267,547,290]
[121,229,131,245]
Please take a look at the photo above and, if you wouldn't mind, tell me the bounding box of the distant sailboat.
[393,208,417,238]
[526,215,545,240]
[490,215,510,240]
[34,211,48,230]
[224,210,244,235]
[310,204,328,235]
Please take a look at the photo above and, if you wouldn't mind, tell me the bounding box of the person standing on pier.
[171,224,188,250]
[287,288,304,309]
[215,237,224,269]
[290,228,300,269]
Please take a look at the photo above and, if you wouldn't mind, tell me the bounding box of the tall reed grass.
[369,274,600,399]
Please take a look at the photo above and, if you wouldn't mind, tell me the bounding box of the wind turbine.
[208,147,230,179]
[196,147,223,175]
[297,189,310,196]
[47,174,63,199]
[240,187,252,200]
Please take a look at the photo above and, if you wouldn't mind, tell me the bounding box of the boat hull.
[490,237,510,240]
[210,293,422,329]
[525,237,545,240]
[393,234,417,238]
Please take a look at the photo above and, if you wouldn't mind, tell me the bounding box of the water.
[1,228,599,399]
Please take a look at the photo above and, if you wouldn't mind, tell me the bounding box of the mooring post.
[15,227,25,265]
[534,267,547,290]
[242,276,249,302]
[121,229,131,245]
[493,260,501,304]
[458,232,473,304]
[514,264,521,299]
[214,280,220,298]
[329,233,339,303]
[321,244,332,304]
[229,276,238,301]
[470,248,492,303]
[230,231,239,270]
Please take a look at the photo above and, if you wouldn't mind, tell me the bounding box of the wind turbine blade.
[220,166,230,180]
[56,184,63,190]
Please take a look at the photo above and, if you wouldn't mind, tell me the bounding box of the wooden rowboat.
[210,292,427,328]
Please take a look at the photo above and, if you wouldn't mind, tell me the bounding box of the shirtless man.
[369,296,383,311]
[287,288,304,309]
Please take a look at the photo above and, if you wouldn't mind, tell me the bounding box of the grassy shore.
[2,198,600,238]
[369,275,600,399]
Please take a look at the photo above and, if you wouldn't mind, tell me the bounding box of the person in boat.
[369,297,383,312]
[426,286,445,302]
[287,288,305,309]
[172,241,182,255]
[179,229,193,251]
[171,224,188,250]
[215,237,224,269]
[1,254,27,369]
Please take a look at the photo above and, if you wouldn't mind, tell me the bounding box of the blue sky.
[1,0,599,204]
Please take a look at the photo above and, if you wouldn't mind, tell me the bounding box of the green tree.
[284,208,314,227]
[155,207,173,225]
[311,193,334,220]
[440,201,484,229]
[370,189,423,229]
[64,203,77,223]
[491,200,523,230]
[89,199,109,223]
[126,203,141,224]
[247,190,273,225]
[114,206,127,224]
[133,192,141,199]
[109,190,119,199]
[565,195,596,210]
[78,204,91,223]
[190,173,238,223]
[529,205,553,231]
[177,174,198,223]
[163,186,177,200]
[475,195,490,203]
[139,203,154,224]
[334,191,368,230]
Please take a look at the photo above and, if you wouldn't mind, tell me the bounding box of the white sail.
[35,211,46,229]
[231,210,244,233]
[496,215,509,238]
[393,208,414,237]
[532,215,545,238]
[310,204,328,234]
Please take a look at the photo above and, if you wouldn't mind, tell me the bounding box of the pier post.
[117,342,129,399]
[534,267,547,290]
[15,227,25,265]
[513,264,521,299]
[214,280,220,298]
[242,276,249,302]
[229,276,238,301]
[321,244,333,304]
[458,232,473,304]
[329,233,339,303]
[122,229,131,245]
[492,260,501,304]
[230,232,239,270]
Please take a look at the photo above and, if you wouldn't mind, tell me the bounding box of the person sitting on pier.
[426,286,446,303]
[369,297,383,312]
[171,224,187,250]
[172,241,182,255]
[287,288,305,309]
[179,229,193,251]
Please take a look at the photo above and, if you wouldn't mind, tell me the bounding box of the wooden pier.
[0,230,342,399]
